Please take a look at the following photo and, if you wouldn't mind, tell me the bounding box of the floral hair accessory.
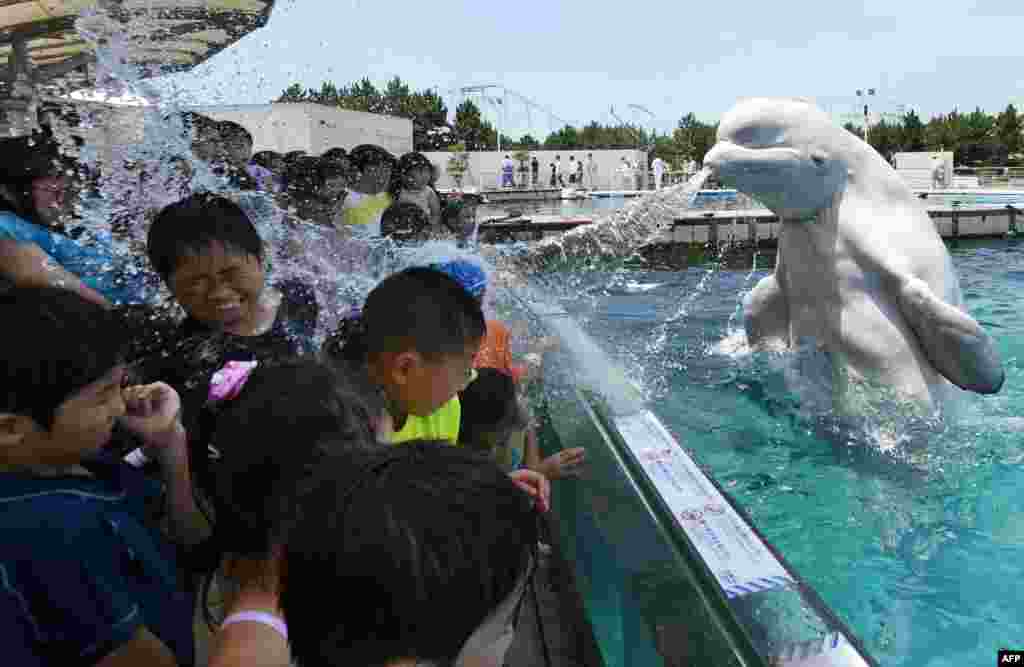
[208,360,258,404]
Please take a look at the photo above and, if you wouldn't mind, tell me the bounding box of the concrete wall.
[894,152,953,190]
[421,149,649,191]
[195,103,413,156]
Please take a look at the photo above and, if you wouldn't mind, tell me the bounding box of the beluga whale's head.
[704,97,853,219]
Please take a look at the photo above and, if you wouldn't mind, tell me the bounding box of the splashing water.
[510,168,712,270]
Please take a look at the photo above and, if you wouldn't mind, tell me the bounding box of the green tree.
[959,107,998,164]
[672,113,717,165]
[995,103,1022,158]
[867,118,899,160]
[543,125,581,149]
[277,77,453,151]
[899,110,926,152]
[454,99,498,151]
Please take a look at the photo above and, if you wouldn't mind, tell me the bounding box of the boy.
[356,266,485,444]
[0,287,209,666]
[336,144,396,238]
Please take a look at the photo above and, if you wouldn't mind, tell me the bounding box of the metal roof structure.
[1,0,275,98]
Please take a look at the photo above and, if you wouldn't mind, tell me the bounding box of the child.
[380,201,430,244]
[440,193,483,244]
[0,137,147,306]
[336,144,395,238]
[393,151,441,229]
[282,441,545,667]
[141,193,318,483]
[433,258,586,480]
[458,367,531,469]
[194,359,379,666]
[328,267,485,445]
[281,156,343,227]
[0,287,208,666]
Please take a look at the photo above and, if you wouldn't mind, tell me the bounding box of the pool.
[541,239,1024,666]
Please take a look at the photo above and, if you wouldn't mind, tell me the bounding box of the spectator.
[0,137,146,305]
[336,144,395,238]
[0,287,208,666]
[282,441,545,667]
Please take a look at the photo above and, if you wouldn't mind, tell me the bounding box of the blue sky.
[157,0,1024,139]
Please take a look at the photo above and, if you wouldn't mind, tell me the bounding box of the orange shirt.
[475,319,526,383]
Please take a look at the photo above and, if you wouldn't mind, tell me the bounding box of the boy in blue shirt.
[0,287,209,666]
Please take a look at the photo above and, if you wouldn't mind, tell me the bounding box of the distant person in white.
[586,153,598,190]
[652,156,667,190]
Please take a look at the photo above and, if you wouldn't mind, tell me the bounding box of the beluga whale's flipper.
[898,276,1004,394]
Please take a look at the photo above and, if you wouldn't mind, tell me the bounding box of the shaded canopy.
[1,0,275,95]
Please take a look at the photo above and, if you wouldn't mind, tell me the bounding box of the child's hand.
[508,469,551,513]
[120,382,186,465]
[537,447,587,480]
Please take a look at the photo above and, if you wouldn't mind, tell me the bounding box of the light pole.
[856,88,876,144]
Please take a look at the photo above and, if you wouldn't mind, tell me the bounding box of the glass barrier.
[522,292,878,667]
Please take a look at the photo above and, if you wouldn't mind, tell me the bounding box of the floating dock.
[478,205,1022,245]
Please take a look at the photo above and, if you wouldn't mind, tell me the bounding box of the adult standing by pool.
[501,154,515,188]
[586,153,598,190]
[531,156,539,186]
[652,156,667,190]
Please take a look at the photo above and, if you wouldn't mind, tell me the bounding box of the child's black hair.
[348,144,396,172]
[458,368,527,452]
[284,156,323,198]
[320,147,348,165]
[206,359,379,561]
[281,440,539,667]
[0,288,126,430]
[216,120,253,144]
[440,193,483,237]
[251,150,283,170]
[316,159,347,186]
[284,150,308,166]
[361,267,486,363]
[389,151,434,200]
[146,193,264,282]
[380,202,429,242]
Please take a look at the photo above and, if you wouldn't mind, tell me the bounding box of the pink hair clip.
[208,360,258,404]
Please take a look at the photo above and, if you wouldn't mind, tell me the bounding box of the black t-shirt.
[126,280,318,494]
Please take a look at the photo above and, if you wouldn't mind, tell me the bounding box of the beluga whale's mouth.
[703,97,849,218]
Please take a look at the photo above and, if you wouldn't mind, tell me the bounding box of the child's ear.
[0,413,33,451]
[390,351,419,386]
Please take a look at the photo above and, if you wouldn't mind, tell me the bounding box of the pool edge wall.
[519,292,878,667]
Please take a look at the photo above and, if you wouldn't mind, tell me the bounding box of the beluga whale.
[703,97,1004,413]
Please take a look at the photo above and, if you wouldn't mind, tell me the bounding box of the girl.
[195,359,380,666]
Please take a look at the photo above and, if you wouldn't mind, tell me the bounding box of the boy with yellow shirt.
[331,266,484,445]
[335,144,395,238]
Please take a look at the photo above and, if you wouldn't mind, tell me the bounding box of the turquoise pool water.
[548,239,1024,666]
